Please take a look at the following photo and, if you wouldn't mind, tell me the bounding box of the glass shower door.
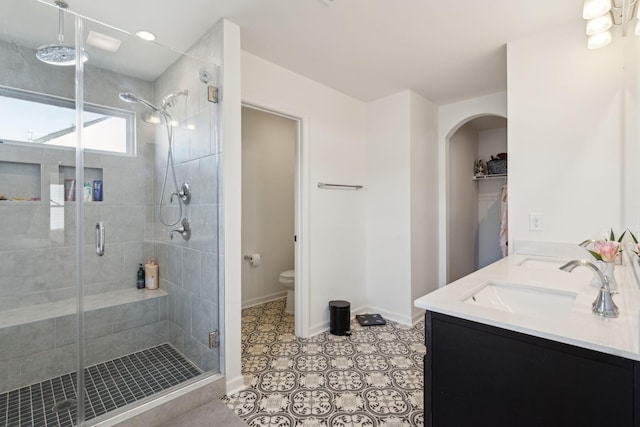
[75,10,222,426]
[0,1,83,425]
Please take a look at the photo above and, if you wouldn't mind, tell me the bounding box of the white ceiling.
[2,0,584,104]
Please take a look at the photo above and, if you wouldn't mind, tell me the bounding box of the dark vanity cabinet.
[424,312,640,427]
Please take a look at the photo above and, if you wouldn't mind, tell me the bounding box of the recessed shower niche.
[57,165,103,202]
[0,160,41,201]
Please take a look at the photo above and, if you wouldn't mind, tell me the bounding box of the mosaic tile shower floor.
[223,299,426,427]
[0,343,201,427]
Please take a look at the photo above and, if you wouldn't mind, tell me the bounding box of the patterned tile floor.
[0,343,202,427]
[222,299,426,427]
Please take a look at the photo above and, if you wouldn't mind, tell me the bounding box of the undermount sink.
[516,257,568,270]
[462,281,577,320]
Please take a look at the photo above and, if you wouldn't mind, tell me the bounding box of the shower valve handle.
[171,182,191,205]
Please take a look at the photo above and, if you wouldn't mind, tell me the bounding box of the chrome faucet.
[578,239,600,247]
[170,218,191,240]
[559,259,618,318]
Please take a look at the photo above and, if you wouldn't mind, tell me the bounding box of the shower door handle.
[96,221,105,256]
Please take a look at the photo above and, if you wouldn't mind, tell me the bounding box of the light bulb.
[135,30,156,41]
[587,30,612,49]
[583,0,611,20]
[586,14,612,35]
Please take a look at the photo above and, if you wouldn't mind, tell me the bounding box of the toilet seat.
[279,270,295,314]
[279,270,295,284]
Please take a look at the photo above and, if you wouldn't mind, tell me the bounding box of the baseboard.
[411,310,425,326]
[241,292,286,309]
[307,304,417,336]
[225,374,247,396]
[358,305,413,327]
[308,303,366,336]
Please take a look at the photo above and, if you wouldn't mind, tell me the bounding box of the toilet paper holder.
[243,253,261,266]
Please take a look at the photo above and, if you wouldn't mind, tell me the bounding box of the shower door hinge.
[208,86,219,104]
[209,330,218,348]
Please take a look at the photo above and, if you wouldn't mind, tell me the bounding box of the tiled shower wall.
[151,23,223,372]
[0,16,224,391]
[0,37,169,391]
[0,38,155,308]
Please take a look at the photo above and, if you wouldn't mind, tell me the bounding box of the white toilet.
[279,270,295,314]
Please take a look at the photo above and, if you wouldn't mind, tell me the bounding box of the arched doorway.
[446,115,507,283]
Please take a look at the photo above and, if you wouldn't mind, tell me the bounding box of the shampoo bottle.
[145,257,159,290]
[136,264,145,289]
[83,182,92,202]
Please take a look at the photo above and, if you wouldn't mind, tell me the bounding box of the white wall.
[366,92,412,322]
[447,125,478,282]
[241,107,296,308]
[438,92,507,286]
[241,51,368,335]
[409,92,439,322]
[366,90,439,325]
[508,20,639,244]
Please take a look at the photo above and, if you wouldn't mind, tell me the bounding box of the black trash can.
[329,300,350,336]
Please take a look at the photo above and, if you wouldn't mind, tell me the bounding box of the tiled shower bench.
[0,288,168,394]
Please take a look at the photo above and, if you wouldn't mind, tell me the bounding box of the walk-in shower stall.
[0,1,224,425]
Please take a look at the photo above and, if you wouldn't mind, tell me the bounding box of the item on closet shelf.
[487,153,507,175]
[136,264,145,289]
[474,160,486,177]
[145,257,159,289]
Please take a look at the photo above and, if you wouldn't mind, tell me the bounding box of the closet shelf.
[473,173,507,181]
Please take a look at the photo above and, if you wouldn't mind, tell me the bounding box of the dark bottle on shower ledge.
[137,264,145,289]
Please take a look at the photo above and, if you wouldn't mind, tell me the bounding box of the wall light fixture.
[582,0,639,48]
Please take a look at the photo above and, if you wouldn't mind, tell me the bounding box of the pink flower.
[593,241,620,263]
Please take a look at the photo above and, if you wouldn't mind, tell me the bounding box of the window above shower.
[0,85,134,155]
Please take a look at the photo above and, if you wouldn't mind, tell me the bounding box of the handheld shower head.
[118,92,141,103]
[118,92,162,113]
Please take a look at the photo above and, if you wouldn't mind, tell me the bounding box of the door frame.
[241,100,310,338]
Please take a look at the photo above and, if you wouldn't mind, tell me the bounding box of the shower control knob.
[171,182,191,205]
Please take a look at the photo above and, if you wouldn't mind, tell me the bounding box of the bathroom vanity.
[415,252,640,427]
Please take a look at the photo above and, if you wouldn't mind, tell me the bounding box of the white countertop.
[414,252,640,362]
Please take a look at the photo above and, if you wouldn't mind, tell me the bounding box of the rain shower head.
[36,1,88,66]
[119,92,162,113]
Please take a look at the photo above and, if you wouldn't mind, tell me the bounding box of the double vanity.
[414,248,640,427]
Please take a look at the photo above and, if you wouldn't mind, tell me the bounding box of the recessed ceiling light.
[86,31,122,53]
[135,30,156,41]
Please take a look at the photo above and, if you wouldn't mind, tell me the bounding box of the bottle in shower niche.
[92,180,103,201]
[137,264,145,289]
[83,182,92,201]
[145,257,159,290]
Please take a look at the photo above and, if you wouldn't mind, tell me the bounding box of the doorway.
[240,105,304,335]
[446,115,508,283]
